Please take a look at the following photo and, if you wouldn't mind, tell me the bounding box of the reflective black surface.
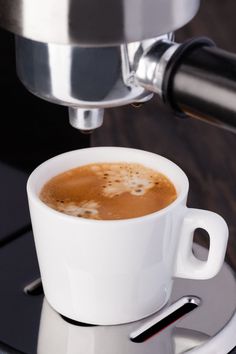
[0,232,41,354]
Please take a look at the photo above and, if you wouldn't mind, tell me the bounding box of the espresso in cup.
[40,162,177,220]
[28,147,228,325]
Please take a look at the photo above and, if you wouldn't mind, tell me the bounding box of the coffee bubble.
[56,200,100,219]
[95,164,155,197]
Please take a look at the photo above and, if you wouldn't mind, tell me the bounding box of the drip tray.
[0,233,235,354]
[37,245,236,354]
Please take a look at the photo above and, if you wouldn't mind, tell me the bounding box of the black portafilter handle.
[162,38,236,133]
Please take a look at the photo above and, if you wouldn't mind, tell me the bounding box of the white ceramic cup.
[27,147,228,325]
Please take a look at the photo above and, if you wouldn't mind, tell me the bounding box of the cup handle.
[174,208,229,279]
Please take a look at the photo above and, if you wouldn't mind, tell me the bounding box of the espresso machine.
[0,0,236,353]
[1,0,236,134]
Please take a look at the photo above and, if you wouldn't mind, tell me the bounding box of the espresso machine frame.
[0,1,236,353]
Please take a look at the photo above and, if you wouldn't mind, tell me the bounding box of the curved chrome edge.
[0,0,200,45]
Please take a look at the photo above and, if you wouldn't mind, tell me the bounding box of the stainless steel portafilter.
[1,0,236,133]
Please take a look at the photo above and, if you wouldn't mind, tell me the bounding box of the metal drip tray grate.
[130,296,201,343]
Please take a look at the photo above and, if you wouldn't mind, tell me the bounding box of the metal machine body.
[1,0,236,132]
[14,35,158,130]
[0,0,201,131]
[0,0,200,45]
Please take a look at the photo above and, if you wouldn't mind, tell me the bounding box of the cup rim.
[27,147,189,224]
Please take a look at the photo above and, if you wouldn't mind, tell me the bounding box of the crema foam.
[40,163,177,220]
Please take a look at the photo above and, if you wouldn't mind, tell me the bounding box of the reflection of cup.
[37,299,208,354]
[37,299,174,354]
[27,147,228,325]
